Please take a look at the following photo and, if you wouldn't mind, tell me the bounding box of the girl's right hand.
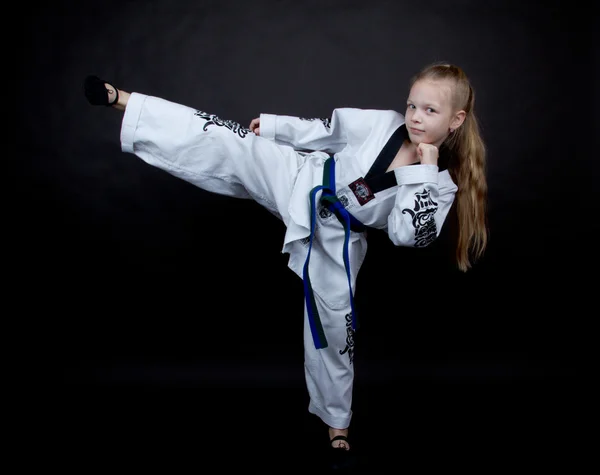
[417,143,439,165]
[249,117,260,136]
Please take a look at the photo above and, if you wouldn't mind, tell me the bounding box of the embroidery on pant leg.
[401,189,438,247]
[193,111,251,138]
[299,117,331,129]
[339,312,355,364]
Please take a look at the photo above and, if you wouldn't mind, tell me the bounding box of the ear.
[450,110,466,130]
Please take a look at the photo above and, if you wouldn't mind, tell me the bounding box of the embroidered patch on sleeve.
[349,177,375,206]
[401,189,438,247]
[299,117,331,129]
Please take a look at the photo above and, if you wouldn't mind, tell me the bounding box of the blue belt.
[303,156,366,350]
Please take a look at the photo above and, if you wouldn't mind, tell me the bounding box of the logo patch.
[318,206,334,221]
[348,177,374,206]
[337,192,354,209]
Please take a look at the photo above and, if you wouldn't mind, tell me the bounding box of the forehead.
[408,79,453,106]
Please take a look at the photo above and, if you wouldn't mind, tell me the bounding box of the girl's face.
[405,79,463,148]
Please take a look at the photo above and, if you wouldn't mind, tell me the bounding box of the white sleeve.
[259,108,393,153]
[387,166,457,247]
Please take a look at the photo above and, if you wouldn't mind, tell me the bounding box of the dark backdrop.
[17,0,594,469]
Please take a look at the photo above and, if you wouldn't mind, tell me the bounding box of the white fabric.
[120,93,458,428]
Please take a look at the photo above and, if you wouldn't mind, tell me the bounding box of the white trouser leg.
[304,289,356,430]
[120,92,302,222]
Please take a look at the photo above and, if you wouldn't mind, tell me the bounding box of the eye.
[427,107,436,113]
[407,104,415,110]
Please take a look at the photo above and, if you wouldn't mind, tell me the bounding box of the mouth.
[409,127,424,134]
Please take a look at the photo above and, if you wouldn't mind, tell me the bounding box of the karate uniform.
[119,92,458,429]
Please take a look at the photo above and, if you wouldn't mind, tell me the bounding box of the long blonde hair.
[410,62,488,271]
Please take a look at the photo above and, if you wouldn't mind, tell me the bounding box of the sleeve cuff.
[120,92,148,154]
[394,164,439,185]
[259,113,277,141]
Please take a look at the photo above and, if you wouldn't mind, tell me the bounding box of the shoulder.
[334,108,405,124]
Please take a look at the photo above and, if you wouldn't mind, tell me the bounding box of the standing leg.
[304,288,356,450]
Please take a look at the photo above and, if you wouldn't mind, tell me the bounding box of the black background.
[18,0,594,470]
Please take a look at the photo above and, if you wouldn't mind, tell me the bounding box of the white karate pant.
[120,93,356,429]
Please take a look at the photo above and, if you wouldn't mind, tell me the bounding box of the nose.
[410,110,422,124]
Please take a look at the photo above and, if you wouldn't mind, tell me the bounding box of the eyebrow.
[407,100,440,108]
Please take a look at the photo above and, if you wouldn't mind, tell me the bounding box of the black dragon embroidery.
[339,312,355,364]
[402,189,438,247]
[299,117,331,129]
[193,110,251,138]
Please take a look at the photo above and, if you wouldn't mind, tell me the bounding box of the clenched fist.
[249,117,260,136]
[417,143,439,165]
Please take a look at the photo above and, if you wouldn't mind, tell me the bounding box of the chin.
[408,133,420,144]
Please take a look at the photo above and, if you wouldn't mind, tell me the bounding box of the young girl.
[84,61,488,464]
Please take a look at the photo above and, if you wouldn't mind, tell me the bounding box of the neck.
[404,140,419,163]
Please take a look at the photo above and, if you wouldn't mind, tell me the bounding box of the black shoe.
[84,75,119,106]
[328,435,357,471]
